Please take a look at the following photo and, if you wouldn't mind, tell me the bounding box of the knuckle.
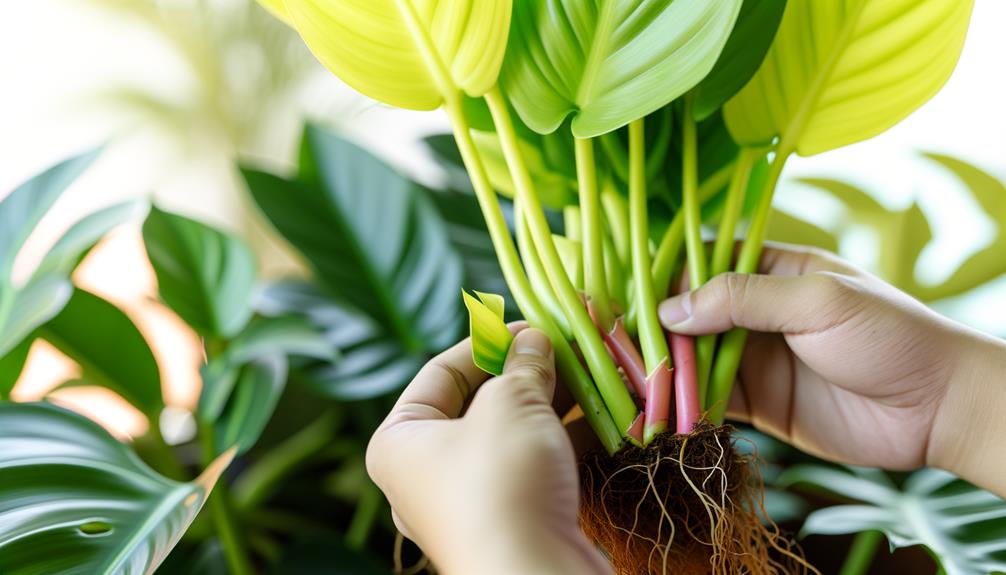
[512,361,555,385]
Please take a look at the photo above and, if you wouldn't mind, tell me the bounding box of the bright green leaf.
[0,276,72,358]
[0,402,232,575]
[142,207,256,339]
[692,0,788,121]
[783,465,1006,575]
[210,356,288,455]
[766,209,839,253]
[33,200,148,281]
[502,0,742,137]
[280,0,511,110]
[463,290,512,376]
[725,0,974,156]
[40,288,163,417]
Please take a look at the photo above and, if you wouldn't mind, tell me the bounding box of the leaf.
[40,288,163,417]
[692,0,788,121]
[0,402,232,575]
[502,0,742,137]
[463,290,512,376]
[470,130,577,208]
[279,0,511,110]
[0,149,100,282]
[222,315,337,366]
[725,0,974,156]
[207,355,288,455]
[256,281,426,401]
[0,276,72,358]
[784,465,1006,575]
[0,337,33,399]
[256,0,291,24]
[142,207,256,339]
[244,126,464,353]
[32,200,148,280]
[766,208,839,253]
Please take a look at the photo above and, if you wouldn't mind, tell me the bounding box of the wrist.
[927,330,1006,497]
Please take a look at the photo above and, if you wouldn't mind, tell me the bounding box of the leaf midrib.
[575,1,618,111]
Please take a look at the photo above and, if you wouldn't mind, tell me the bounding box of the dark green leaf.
[244,126,464,353]
[692,0,788,121]
[40,288,163,416]
[142,207,256,338]
[0,337,33,399]
[0,402,232,575]
[209,355,288,455]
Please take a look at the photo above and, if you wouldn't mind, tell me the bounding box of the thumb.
[466,328,556,418]
[659,271,858,335]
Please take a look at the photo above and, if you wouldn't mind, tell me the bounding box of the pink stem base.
[670,334,700,434]
[643,359,672,445]
[626,412,645,446]
[586,301,648,400]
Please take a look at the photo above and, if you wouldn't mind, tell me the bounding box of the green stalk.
[575,137,613,329]
[707,148,791,424]
[199,425,253,575]
[628,119,669,372]
[563,205,582,241]
[601,184,630,266]
[709,148,760,277]
[839,531,883,575]
[443,95,621,453]
[484,86,638,437]
[517,203,573,340]
[345,480,383,550]
[681,96,715,405]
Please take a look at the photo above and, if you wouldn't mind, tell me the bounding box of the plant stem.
[199,424,253,575]
[628,119,669,373]
[839,531,883,575]
[517,203,573,340]
[601,184,630,268]
[345,479,383,550]
[576,137,613,329]
[443,94,621,453]
[706,148,791,423]
[484,86,638,437]
[710,148,760,277]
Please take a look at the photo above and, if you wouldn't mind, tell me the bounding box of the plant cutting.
[252,0,973,573]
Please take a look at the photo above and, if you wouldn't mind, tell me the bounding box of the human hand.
[366,327,611,575]
[658,243,1006,496]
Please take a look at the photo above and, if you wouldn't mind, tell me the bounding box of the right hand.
[658,243,1006,496]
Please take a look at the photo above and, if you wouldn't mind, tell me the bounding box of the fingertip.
[509,327,552,360]
[658,292,693,331]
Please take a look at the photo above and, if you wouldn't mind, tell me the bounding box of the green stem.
[233,411,339,511]
[601,184,630,266]
[576,137,613,329]
[517,204,573,340]
[563,205,582,241]
[629,120,669,372]
[839,531,883,575]
[710,148,760,277]
[443,95,622,454]
[707,149,791,424]
[199,425,253,575]
[484,86,638,437]
[345,480,383,550]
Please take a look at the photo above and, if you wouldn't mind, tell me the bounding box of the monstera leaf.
[725,0,974,156]
[0,402,232,575]
[273,0,511,109]
[143,207,257,339]
[782,465,1006,575]
[691,0,787,121]
[502,0,741,137]
[243,126,464,353]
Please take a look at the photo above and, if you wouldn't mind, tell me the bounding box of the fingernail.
[513,328,551,358]
[658,292,692,327]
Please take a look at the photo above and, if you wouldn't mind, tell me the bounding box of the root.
[579,422,818,575]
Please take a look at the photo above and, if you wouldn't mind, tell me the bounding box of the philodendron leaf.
[691,0,787,121]
[502,0,742,137]
[0,149,100,282]
[0,276,72,359]
[41,288,163,418]
[208,355,288,455]
[463,290,512,376]
[244,126,464,353]
[782,465,1006,575]
[0,402,233,575]
[32,200,148,280]
[142,207,256,339]
[255,0,291,24]
[275,0,511,109]
[725,0,974,156]
[0,338,33,399]
[255,281,426,401]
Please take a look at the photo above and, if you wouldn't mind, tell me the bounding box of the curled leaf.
[463,290,512,376]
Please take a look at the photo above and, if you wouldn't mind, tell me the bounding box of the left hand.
[366,327,611,575]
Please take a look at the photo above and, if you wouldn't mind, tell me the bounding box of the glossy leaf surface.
[502,0,742,137]
[463,290,511,375]
[725,0,974,156]
[0,402,232,575]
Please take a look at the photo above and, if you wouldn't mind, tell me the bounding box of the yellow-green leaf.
[463,290,512,376]
[256,0,291,24]
[724,0,974,156]
[281,0,511,110]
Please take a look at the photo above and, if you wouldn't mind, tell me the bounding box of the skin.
[367,243,1006,574]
